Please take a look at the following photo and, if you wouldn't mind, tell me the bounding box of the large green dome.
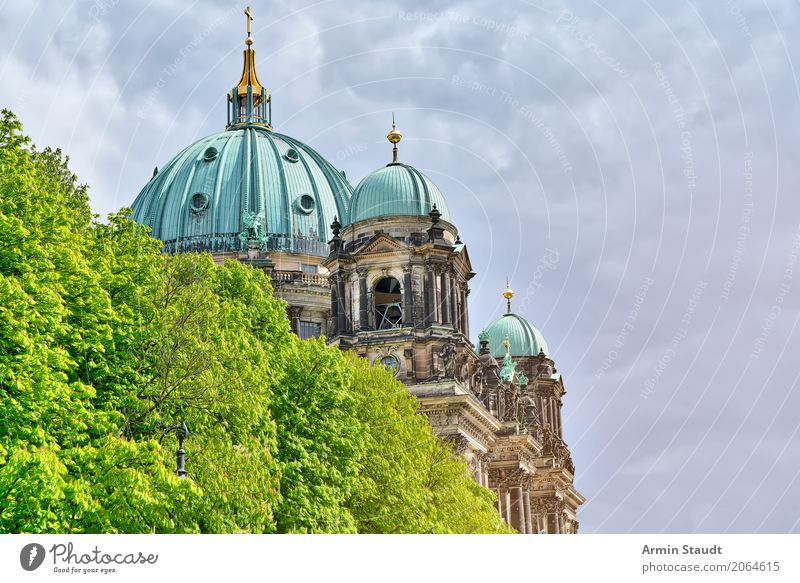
[482,312,550,357]
[130,126,352,256]
[348,163,451,224]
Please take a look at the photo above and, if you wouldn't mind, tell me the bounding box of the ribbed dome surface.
[349,163,450,224]
[130,126,352,256]
[482,312,549,357]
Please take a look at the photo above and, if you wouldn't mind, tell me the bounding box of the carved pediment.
[452,242,474,272]
[353,232,409,256]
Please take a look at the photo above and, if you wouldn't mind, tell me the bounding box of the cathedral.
[129,9,584,534]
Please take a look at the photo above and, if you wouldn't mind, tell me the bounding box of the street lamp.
[160,422,189,478]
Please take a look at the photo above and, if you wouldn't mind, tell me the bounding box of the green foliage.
[0,109,507,534]
[344,354,510,533]
[271,338,363,533]
[0,109,191,533]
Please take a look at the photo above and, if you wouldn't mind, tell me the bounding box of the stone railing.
[272,271,329,286]
[161,233,327,256]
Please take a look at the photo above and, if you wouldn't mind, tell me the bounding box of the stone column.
[403,265,414,326]
[329,276,339,336]
[336,272,347,333]
[510,486,526,534]
[498,490,512,525]
[533,500,546,533]
[440,269,451,326]
[461,287,470,338]
[523,491,533,535]
[453,291,461,332]
[358,268,368,330]
[449,270,458,328]
[425,266,438,326]
[479,453,490,488]
[555,508,562,534]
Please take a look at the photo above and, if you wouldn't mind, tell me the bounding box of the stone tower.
[324,125,584,533]
[323,119,473,386]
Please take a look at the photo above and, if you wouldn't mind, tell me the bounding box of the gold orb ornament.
[387,120,402,144]
[503,279,514,313]
[387,114,402,162]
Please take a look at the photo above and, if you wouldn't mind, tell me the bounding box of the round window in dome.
[203,147,218,161]
[295,194,315,214]
[190,192,209,213]
[284,148,300,163]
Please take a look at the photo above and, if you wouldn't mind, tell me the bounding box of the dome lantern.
[227,7,271,129]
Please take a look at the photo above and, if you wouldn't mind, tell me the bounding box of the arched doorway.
[374,277,402,329]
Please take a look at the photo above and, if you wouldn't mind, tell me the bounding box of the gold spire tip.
[244,6,254,45]
[387,113,402,163]
[503,279,514,300]
[387,113,402,144]
[503,279,514,313]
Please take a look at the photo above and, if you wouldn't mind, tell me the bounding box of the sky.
[1,0,799,534]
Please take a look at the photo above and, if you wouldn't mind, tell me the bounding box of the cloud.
[1,0,799,533]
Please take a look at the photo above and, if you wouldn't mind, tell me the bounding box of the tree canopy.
[0,109,508,534]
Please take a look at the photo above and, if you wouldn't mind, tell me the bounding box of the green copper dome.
[130,126,352,256]
[348,163,451,224]
[482,312,550,358]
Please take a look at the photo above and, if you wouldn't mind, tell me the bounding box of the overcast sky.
[2,0,799,534]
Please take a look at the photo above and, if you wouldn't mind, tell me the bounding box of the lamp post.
[161,422,189,478]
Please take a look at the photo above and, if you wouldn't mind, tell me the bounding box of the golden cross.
[244,6,253,37]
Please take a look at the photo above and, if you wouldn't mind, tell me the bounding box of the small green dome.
[348,163,450,224]
[482,312,549,357]
[130,126,352,256]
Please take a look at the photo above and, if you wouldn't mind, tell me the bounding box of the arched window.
[374,277,402,329]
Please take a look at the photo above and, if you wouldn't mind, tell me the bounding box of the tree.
[0,109,508,534]
[344,354,510,534]
[0,109,190,533]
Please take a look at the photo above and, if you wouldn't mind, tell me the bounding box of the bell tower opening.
[374,277,402,329]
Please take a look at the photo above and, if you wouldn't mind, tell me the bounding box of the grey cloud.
[2,0,799,533]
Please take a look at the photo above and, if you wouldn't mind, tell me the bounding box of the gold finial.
[502,335,511,355]
[236,6,263,98]
[387,113,402,163]
[244,6,254,45]
[503,278,514,313]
